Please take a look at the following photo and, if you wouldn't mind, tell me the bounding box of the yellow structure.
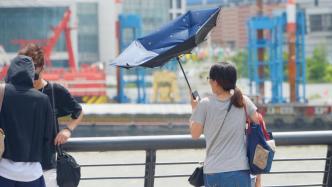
[152,71,180,103]
[82,95,108,104]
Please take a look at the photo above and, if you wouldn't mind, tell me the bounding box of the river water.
[70,145,327,187]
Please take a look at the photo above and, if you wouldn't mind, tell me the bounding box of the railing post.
[323,145,332,186]
[144,149,156,187]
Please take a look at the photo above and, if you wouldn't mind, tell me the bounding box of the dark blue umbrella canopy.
[110,7,221,68]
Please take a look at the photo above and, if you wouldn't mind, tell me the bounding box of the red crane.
[12,9,76,70]
[7,9,107,103]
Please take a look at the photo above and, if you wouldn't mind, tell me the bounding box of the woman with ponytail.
[189,62,260,187]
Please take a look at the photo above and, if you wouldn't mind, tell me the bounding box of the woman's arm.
[244,96,260,124]
[189,121,203,139]
[54,111,83,145]
[250,111,260,124]
[189,94,204,139]
[53,84,84,145]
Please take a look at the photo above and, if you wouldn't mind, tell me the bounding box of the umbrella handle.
[192,90,201,101]
[176,57,198,100]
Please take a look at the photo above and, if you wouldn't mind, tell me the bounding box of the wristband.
[63,127,73,133]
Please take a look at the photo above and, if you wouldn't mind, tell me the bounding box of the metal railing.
[64,131,332,187]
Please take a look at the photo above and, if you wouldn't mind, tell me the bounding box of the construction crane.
[12,9,76,70]
[44,9,76,70]
[5,9,107,104]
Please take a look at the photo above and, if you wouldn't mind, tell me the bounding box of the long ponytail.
[231,87,244,108]
[210,62,244,108]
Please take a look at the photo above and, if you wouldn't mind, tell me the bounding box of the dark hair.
[209,62,244,108]
[18,43,44,68]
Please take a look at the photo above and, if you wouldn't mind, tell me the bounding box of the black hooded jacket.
[0,55,54,163]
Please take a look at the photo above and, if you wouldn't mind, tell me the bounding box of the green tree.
[306,45,330,83]
[324,65,332,82]
[228,51,249,78]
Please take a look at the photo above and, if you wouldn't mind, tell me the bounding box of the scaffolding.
[295,11,306,103]
[115,14,147,103]
[247,11,306,103]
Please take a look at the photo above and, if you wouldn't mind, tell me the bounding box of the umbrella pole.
[176,57,195,99]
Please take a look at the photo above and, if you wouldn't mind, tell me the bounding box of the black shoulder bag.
[188,102,232,187]
[50,83,81,187]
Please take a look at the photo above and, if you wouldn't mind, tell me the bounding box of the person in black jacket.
[19,43,83,187]
[0,55,54,187]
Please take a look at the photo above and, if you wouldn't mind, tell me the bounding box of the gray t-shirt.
[190,95,257,173]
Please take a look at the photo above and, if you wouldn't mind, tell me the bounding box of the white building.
[298,0,332,63]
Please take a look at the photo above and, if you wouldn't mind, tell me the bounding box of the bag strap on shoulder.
[243,104,251,124]
[0,83,6,112]
[206,101,232,155]
[50,83,64,156]
[244,103,270,140]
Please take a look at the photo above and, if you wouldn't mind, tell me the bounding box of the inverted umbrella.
[110,7,221,99]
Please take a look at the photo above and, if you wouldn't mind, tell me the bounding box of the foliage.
[324,65,332,82]
[227,50,249,78]
[306,45,331,83]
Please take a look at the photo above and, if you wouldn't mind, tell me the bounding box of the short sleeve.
[54,83,82,119]
[190,98,208,126]
[244,95,257,117]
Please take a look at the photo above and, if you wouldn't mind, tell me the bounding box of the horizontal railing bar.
[80,163,146,167]
[268,171,327,174]
[81,162,201,167]
[80,158,330,167]
[154,175,190,178]
[81,173,328,179]
[64,131,332,152]
[156,161,200,165]
[273,158,329,161]
[80,158,330,168]
[81,176,145,180]
[80,171,328,181]
[150,171,328,178]
[265,184,325,187]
